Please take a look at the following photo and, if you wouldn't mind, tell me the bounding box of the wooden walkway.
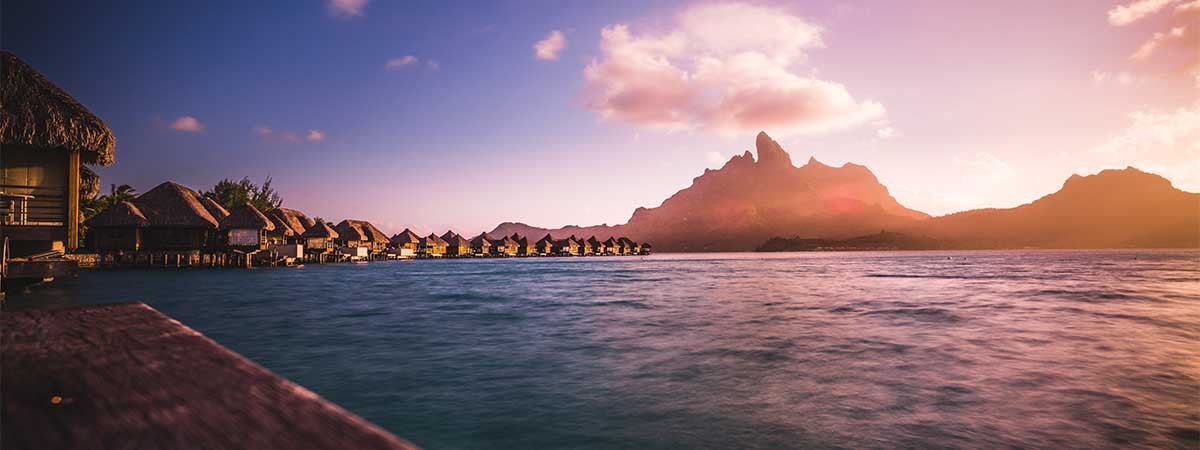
[2,302,419,450]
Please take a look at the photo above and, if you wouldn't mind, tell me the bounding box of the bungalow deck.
[1,302,418,450]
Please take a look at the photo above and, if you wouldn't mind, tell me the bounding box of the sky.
[3,0,1196,235]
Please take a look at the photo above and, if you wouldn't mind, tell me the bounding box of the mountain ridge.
[491,133,1199,251]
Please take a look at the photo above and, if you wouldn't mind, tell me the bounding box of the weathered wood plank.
[2,302,419,450]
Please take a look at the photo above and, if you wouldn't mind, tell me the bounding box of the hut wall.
[92,227,141,251]
[228,229,262,247]
[141,228,208,250]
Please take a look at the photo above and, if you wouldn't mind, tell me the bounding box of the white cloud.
[306,130,326,142]
[328,0,368,18]
[385,55,419,70]
[876,126,897,139]
[581,2,883,137]
[1090,101,1200,191]
[168,116,204,133]
[534,30,567,61]
[1107,0,1179,26]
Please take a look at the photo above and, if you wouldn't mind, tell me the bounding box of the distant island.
[494,132,1199,251]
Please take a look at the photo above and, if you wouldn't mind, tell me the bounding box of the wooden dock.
[1,302,419,450]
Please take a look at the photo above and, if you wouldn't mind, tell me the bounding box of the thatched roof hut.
[84,201,149,228]
[269,208,314,235]
[266,213,295,237]
[443,233,468,245]
[421,233,449,247]
[470,233,494,249]
[536,234,555,246]
[301,221,339,239]
[492,235,518,248]
[335,219,389,243]
[1,51,115,166]
[200,197,230,221]
[390,228,421,246]
[586,236,602,248]
[133,182,219,228]
[220,204,275,231]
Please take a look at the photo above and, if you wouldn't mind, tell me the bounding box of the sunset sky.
[4,0,1196,235]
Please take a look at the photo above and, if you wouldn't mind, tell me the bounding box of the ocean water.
[7,251,1200,450]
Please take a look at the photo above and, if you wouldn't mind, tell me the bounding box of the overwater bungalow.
[1,51,116,280]
[264,213,293,245]
[639,242,652,255]
[300,221,339,261]
[220,204,275,266]
[491,235,519,256]
[269,208,314,243]
[617,237,636,255]
[602,237,619,255]
[442,231,471,257]
[512,233,536,256]
[554,235,580,256]
[133,181,221,265]
[536,234,555,255]
[388,228,421,258]
[263,213,302,264]
[420,233,448,257]
[334,219,389,258]
[469,233,494,256]
[84,201,149,266]
[578,236,596,256]
[587,236,604,255]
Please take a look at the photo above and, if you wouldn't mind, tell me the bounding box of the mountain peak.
[755,131,792,168]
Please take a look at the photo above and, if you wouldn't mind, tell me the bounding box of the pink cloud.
[1131,26,1188,60]
[254,126,272,137]
[581,3,882,137]
[534,30,567,61]
[328,0,367,18]
[280,132,301,143]
[168,116,204,133]
[385,55,419,70]
[306,130,326,141]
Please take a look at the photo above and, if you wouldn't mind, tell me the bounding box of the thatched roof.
[443,232,469,247]
[81,166,100,201]
[603,237,618,246]
[267,213,294,236]
[586,236,601,246]
[618,237,635,246]
[221,204,275,231]
[1,52,115,166]
[270,208,314,235]
[335,219,388,242]
[301,221,339,239]
[390,229,421,245]
[470,233,494,247]
[200,197,230,221]
[536,234,555,245]
[84,201,149,228]
[421,234,448,247]
[492,235,519,247]
[134,181,218,228]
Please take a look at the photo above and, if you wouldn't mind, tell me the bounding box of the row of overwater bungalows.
[83,181,650,267]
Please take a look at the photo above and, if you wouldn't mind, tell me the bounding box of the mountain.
[491,132,928,251]
[905,167,1199,249]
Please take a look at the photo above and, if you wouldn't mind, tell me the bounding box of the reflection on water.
[8,250,1200,449]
